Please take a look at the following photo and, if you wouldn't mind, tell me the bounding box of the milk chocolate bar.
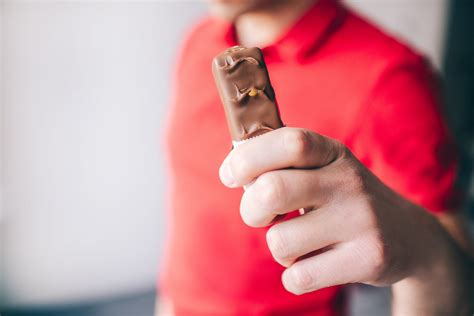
[212,46,284,143]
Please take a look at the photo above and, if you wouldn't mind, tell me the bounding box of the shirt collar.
[222,0,346,61]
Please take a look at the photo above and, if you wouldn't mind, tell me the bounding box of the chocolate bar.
[212,46,284,144]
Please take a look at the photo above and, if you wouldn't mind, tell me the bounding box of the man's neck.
[235,0,317,48]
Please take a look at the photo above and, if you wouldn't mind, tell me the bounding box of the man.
[158,0,473,315]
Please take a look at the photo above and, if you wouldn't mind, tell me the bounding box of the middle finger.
[240,167,337,227]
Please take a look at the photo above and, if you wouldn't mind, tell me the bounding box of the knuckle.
[351,194,378,230]
[340,143,354,160]
[256,173,286,212]
[341,161,366,194]
[371,244,386,277]
[364,233,390,280]
[362,208,379,231]
[350,168,364,192]
[239,194,263,228]
[286,264,314,294]
[266,226,290,261]
[322,137,344,164]
[336,142,362,166]
[284,129,313,161]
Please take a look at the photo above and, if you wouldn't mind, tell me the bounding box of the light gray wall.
[346,0,448,69]
[0,0,447,308]
[1,1,206,307]
[1,0,5,305]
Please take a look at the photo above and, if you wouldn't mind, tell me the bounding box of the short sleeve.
[347,59,461,214]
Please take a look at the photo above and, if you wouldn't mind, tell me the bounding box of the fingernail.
[220,160,236,187]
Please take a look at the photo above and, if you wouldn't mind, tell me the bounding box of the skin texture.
[219,128,473,315]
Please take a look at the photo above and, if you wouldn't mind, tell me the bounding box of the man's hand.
[219,127,472,313]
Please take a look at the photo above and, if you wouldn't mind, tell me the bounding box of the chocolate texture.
[212,46,284,142]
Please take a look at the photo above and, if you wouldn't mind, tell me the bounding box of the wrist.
[392,207,472,315]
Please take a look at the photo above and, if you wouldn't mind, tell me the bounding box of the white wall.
[0,0,447,308]
[1,0,5,305]
[1,1,205,307]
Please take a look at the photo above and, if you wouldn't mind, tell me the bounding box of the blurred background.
[0,1,472,315]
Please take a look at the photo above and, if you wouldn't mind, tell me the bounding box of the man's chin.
[208,3,250,21]
[207,0,266,21]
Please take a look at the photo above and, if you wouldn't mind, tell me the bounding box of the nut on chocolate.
[212,46,284,141]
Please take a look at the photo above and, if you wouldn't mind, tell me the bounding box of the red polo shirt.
[160,0,459,315]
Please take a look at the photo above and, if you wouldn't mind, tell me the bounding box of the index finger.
[219,127,345,187]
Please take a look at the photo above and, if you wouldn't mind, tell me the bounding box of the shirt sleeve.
[347,58,461,214]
